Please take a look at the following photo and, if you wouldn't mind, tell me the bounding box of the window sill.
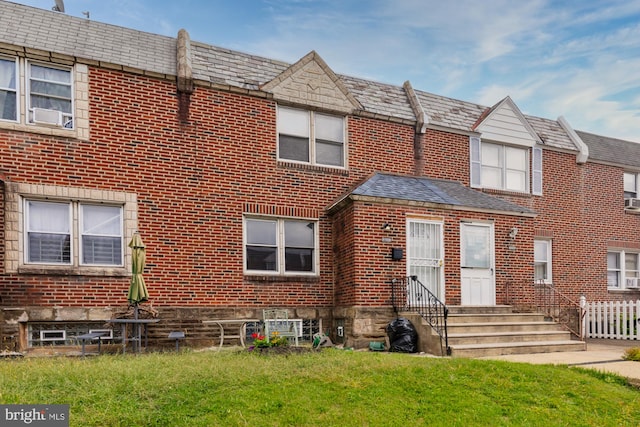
[607,288,640,293]
[0,120,79,139]
[277,160,349,176]
[17,265,129,277]
[481,188,531,198]
[244,274,320,283]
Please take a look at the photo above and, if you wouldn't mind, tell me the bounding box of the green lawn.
[1,349,638,426]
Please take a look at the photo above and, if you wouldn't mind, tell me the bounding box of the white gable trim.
[475,96,541,147]
[557,116,589,164]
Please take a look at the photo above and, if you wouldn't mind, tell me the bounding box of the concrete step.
[447,321,565,334]
[447,305,519,315]
[448,313,547,324]
[450,340,586,358]
[448,330,572,346]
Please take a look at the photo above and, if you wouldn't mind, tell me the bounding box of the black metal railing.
[533,281,585,339]
[391,276,451,356]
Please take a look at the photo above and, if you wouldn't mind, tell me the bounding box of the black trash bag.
[386,317,418,353]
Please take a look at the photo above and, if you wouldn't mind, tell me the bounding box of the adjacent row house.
[0,1,638,354]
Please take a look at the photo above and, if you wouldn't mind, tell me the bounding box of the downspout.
[176,29,194,124]
[558,116,589,164]
[403,81,428,176]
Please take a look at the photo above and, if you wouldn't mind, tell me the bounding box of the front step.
[404,306,586,358]
[445,306,585,357]
[451,340,586,358]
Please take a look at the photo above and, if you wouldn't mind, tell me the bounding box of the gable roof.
[576,131,640,170]
[329,173,536,217]
[260,51,362,114]
[473,97,541,147]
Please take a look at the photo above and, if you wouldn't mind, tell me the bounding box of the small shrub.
[623,347,640,361]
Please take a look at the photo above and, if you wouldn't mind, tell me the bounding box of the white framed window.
[534,240,552,284]
[244,216,318,275]
[0,57,18,122]
[27,61,73,128]
[277,105,345,168]
[80,204,124,265]
[470,137,542,195]
[607,250,639,289]
[26,200,72,264]
[25,200,123,267]
[624,172,639,199]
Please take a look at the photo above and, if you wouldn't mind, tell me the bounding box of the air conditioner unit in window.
[624,198,640,210]
[32,108,62,126]
[626,278,639,289]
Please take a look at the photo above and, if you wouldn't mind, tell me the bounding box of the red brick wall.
[422,129,471,184]
[0,67,416,309]
[330,201,533,307]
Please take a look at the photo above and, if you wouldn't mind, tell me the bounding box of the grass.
[623,347,640,361]
[1,349,639,426]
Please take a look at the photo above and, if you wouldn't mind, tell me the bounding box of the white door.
[460,222,495,305]
[407,219,444,304]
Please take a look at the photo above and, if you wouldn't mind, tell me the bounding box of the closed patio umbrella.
[128,232,148,313]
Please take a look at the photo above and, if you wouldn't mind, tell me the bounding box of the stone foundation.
[0,306,333,352]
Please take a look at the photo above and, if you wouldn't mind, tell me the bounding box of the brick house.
[0,1,638,354]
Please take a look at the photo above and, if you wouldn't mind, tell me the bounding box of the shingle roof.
[0,1,176,76]
[350,173,536,216]
[576,131,640,169]
[5,0,638,166]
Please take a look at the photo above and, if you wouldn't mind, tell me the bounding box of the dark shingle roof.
[350,173,535,216]
[576,130,640,169]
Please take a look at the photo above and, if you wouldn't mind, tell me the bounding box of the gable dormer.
[263,52,361,169]
[261,51,361,114]
[470,97,543,195]
[473,96,541,147]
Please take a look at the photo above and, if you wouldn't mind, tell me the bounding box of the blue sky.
[16,0,640,142]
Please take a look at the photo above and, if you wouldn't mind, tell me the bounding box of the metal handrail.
[391,276,451,356]
[533,281,585,339]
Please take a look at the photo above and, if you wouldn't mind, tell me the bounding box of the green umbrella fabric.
[127,232,149,305]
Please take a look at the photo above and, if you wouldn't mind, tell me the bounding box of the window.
[470,137,542,194]
[244,217,317,275]
[534,240,552,283]
[607,251,639,289]
[624,172,639,199]
[0,57,18,121]
[28,62,73,128]
[278,106,345,167]
[25,200,123,266]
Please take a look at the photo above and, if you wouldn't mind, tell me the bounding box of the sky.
[14,0,640,143]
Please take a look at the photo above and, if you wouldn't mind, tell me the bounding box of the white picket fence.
[584,300,640,340]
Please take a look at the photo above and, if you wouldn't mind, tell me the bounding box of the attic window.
[277,105,345,168]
